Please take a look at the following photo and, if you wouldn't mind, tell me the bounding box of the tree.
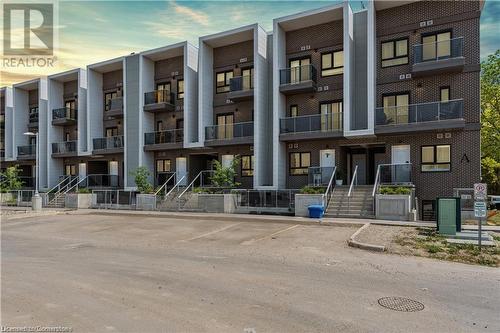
[210,156,241,188]
[0,165,24,192]
[130,166,153,193]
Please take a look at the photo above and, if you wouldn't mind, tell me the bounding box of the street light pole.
[35,131,39,197]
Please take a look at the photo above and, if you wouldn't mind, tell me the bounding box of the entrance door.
[391,145,411,183]
[109,161,119,187]
[176,157,187,186]
[78,163,87,179]
[319,149,335,185]
[351,154,367,185]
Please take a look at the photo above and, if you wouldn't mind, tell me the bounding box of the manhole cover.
[378,297,424,312]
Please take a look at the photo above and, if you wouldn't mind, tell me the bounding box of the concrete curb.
[347,223,386,252]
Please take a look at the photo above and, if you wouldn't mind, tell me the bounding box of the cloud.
[171,1,210,26]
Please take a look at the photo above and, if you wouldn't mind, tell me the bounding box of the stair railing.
[371,164,381,216]
[164,174,187,198]
[65,176,88,193]
[347,165,358,213]
[155,173,176,197]
[47,175,71,196]
[178,171,202,200]
[323,166,337,213]
[47,176,80,206]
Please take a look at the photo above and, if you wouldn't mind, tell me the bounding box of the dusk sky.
[1,0,498,86]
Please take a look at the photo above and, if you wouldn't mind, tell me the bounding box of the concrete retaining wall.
[294,194,325,217]
[195,194,237,214]
[136,194,157,211]
[65,193,94,209]
[375,194,411,221]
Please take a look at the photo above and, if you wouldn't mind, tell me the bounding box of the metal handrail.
[372,164,381,197]
[178,171,202,199]
[155,173,176,196]
[47,175,71,195]
[65,176,88,193]
[165,174,187,198]
[324,166,337,213]
[348,165,358,198]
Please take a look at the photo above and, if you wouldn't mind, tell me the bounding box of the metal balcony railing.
[93,135,124,150]
[144,129,183,145]
[230,75,253,91]
[29,112,39,123]
[17,145,35,156]
[105,97,123,112]
[52,141,77,154]
[83,174,120,188]
[280,64,317,85]
[375,99,463,126]
[413,37,463,64]
[280,113,343,134]
[53,107,77,121]
[205,122,254,141]
[144,90,175,105]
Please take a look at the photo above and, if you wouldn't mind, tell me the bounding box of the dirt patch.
[357,224,500,267]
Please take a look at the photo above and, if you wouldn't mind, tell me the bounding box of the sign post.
[474,183,488,251]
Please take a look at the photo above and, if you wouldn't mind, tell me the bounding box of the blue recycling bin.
[308,204,324,218]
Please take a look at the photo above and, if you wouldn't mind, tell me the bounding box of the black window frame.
[177,79,184,99]
[421,144,451,172]
[105,127,118,137]
[289,152,311,176]
[156,159,172,173]
[421,30,453,61]
[64,164,76,176]
[380,37,409,68]
[104,91,118,111]
[321,50,344,77]
[290,105,298,117]
[157,82,171,91]
[216,70,233,94]
[241,67,254,89]
[241,155,254,177]
[440,86,450,102]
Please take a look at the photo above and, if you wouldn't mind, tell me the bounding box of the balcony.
[279,113,343,141]
[205,122,254,146]
[228,75,253,102]
[144,90,175,113]
[81,174,120,188]
[52,140,77,157]
[144,129,183,151]
[19,176,34,188]
[52,107,77,126]
[279,64,317,95]
[28,112,38,128]
[412,37,465,76]
[104,97,123,118]
[92,135,124,154]
[375,99,464,134]
[17,145,36,160]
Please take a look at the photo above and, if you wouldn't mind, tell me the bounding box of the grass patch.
[487,210,500,226]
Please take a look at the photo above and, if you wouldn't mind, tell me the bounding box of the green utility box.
[436,197,461,235]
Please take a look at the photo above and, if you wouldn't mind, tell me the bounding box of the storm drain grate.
[378,297,424,312]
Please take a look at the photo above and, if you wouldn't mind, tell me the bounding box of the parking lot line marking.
[181,222,243,241]
[242,224,300,245]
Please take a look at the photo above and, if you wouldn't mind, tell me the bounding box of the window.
[65,164,76,176]
[421,145,451,172]
[157,82,171,91]
[422,31,451,61]
[65,132,71,141]
[241,155,254,177]
[104,91,117,111]
[156,159,171,173]
[216,71,233,93]
[440,87,450,102]
[65,100,76,110]
[177,80,184,99]
[29,106,38,122]
[29,136,36,145]
[320,101,343,130]
[156,121,163,132]
[289,58,311,83]
[383,93,410,124]
[290,152,310,175]
[105,127,118,137]
[241,67,254,89]
[381,38,408,67]
[421,200,436,221]
[216,114,234,139]
[321,50,343,76]
[290,105,298,117]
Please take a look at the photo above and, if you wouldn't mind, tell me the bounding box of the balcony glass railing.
[308,166,335,186]
[375,99,463,126]
[105,97,123,112]
[52,141,77,154]
[377,163,412,185]
[280,64,317,85]
[93,135,124,150]
[230,75,253,92]
[413,37,463,64]
[205,122,254,141]
[81,174,120,188]
[144,129,183,145]
[144,90,175,105]
[280,113,343,134]
[17,145,35,156]
[53,107,77,121]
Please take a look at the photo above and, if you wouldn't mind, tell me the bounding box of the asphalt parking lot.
[2,212,499,332]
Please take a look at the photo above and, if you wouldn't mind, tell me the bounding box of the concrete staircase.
[325,185,375,218]
[45,193,66,208]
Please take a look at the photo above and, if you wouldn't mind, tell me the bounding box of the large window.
[177,80,184,99]
[440,87,450,102]
[156,82,171,103]
[216,71,233,93]
[105,127,118,137]
[242,67,254,89]
[157,82,171,91]
[216,114,234,139]
[290,152,310,175]
[320,101,342,130]
[65,100,76,110]
[104,91,118,111]
[421,145,451,172]
[422,31,451,61]
[65,164,76,176]
[241,155,254,177]
[381,38,408,67]
[290,105,298,117]
[383,93,410,124]
[321,50,343,76]
[156,159,171,173]
[289,57,311,83]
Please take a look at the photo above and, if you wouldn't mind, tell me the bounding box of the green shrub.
[379,186,412,195]
[130,166,153,193]
[0,165,23,192]
[300,186,325,194]
[77,188,91,194]
[210,157,241,188]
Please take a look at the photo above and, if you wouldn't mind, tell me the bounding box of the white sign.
[474,183,487,201]
[474,201,487,218]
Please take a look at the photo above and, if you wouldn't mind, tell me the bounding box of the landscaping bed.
[356,224,500,267]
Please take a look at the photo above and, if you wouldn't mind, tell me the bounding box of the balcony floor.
[52,151,78,158]
[92,147,124,155]
[412,57,465,77]
[228,89,254,102]
[144,142,183,151]
[143,102,175,113]
[279,130,343,142]
[52,118,77,126]
[375,119,465,135]
[204,136,254,147]
[279,81,316,95]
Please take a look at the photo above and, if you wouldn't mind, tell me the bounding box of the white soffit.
[201,25,256,48]
[141,42,186,61]
[374,0,420,11]
[88,57,124,73]
[13,78,39,90]
[48,68,80,82]
[276,3,344,32]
